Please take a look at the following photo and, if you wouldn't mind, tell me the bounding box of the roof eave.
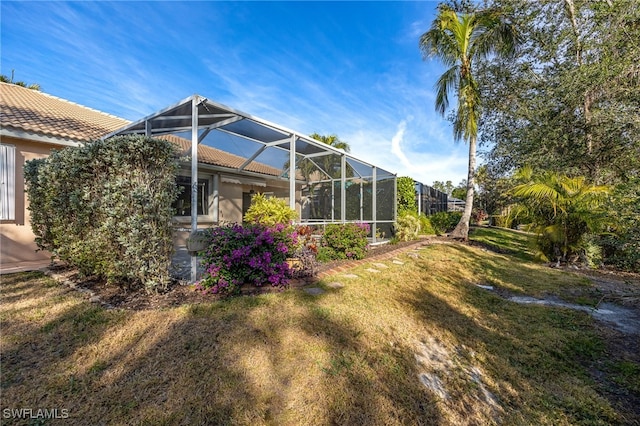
[0,127,82,147]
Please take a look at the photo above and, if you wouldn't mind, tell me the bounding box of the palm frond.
[435,66,459,116]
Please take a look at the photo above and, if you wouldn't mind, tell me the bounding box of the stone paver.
[326,282,345,289]
[372,263,389,269]
[365,268,381,273]
[316,237,439,279]
[341,274,359,279]
[303,287,325,296]
[392,260,405,265]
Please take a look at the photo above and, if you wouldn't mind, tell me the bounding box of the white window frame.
[0,144,16,221]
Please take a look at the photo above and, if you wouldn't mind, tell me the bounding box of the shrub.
[507,167,609,263]
[197,223,297,295]
[394,213,420,242]
[397,176,417,215]
[244,193,297,226]
[24,135,179,291]
[429,212,463,235]
[290,225,319,278]
[318,223,369,261]
[418,214,436,235]
[596,178,640,271]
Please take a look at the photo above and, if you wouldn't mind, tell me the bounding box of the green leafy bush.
[397,176,417,215]
[418,214,436,235]
[317,223,369,261]
[597,178,640,271]
[24,135,179,291]
[243,193,297,226]
[394,213,420,241]
[429,212,463,235]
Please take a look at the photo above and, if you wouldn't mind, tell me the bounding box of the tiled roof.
[0,82,284,177]
[0,82,129,142]
[162,134,283,177]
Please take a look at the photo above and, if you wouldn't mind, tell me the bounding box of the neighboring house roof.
[0,82,129,145]
[161,134,283,177]
[0,83,283,177]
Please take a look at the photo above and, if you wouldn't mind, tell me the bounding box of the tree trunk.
[450,135,476,240]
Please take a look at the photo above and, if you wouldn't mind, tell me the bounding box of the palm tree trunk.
[450,135,476,240]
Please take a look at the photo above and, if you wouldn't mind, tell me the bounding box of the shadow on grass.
[1,272,441,425]
[400,251,622,425]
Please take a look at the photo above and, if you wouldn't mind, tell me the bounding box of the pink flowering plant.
[317,222,370,261]
[195,223,297,295]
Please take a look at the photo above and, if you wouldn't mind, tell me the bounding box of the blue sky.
[1,1,469,185]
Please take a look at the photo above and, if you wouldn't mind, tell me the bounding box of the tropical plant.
[243,193,297,226]
[419,4,519,239]
[394,213,421,242]
[197,223,296,295]
[507,167,609,264]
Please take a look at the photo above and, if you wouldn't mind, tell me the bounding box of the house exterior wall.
[0,136,59,266]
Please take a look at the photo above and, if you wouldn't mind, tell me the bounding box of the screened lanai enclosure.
[415,182,448,216]
[104,95,397,281]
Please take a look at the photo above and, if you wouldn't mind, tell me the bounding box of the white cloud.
[390,119,414,170]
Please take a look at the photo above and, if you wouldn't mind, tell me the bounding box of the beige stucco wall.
[0,137,58,266]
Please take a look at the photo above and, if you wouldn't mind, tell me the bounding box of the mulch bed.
[44,238,438,311]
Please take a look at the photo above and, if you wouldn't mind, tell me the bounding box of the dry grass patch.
[1,235,637,424]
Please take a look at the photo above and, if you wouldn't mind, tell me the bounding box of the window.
[0,144,15,221]
[173,176,208,216]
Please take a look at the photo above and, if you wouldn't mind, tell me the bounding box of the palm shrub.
[24,135,179,291]
[507,167,608,264]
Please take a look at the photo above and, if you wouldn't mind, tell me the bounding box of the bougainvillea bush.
[196,223,297,295]
[317,222,370,262]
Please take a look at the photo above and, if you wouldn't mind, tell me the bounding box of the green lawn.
[1,228,637,425]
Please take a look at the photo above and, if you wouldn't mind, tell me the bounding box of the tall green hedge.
[396,176,417,215]
[24,135,179,291]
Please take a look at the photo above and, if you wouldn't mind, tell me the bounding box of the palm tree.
[420,5,518,239]
[309,133,350,180]
[0,70,41,90]
[309,133,350,153]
